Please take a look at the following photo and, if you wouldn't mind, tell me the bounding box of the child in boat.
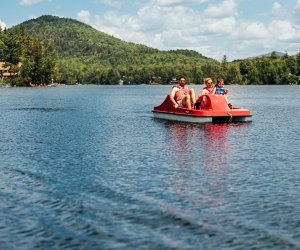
[214,78,232,108]
[170,76,196,110]
[214,78,228,95]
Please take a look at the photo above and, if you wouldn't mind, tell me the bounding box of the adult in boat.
[194,77,215,109]
[200,77,215,95]
[170,76,196,110]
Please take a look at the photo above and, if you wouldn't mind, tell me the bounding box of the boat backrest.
[196,95,229,111]
[153,94,176,111]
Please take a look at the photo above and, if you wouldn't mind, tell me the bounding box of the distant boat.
[169,78,177,85]
[47,82,59,87]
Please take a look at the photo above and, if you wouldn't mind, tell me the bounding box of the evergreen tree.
[0,29,23,84]
[227,63,242,84]
[296,53,300,76]
[220,55,228,80]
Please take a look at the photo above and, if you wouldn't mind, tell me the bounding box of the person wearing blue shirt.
[215,78,228,95]
[214,78,233,108]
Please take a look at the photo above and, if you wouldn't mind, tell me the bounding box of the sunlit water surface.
[0,85,299,249]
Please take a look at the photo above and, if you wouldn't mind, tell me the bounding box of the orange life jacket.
[203,86,214,94]
[173,84,189,101]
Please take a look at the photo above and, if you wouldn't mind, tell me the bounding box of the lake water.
[0,85,299,249]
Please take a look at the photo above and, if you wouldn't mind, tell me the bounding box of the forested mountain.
[1,15,299,86]
[244,51,286,60]
[13,15,218,84]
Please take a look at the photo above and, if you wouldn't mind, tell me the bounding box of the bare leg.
[183,95,192,110]
[224,95,229,103]
[189,88,196,107]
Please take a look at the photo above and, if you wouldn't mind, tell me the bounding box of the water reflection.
[159,121,251,217]
[156,122,232,231]
[202,124,230,171]
[200,124,233,219]
[168,122,196,152]
[159,122,200,199]
[163,122,251,168]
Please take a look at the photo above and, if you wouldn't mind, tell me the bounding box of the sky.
[0,0,299,61]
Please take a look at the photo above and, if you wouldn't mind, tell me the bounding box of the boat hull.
[153,111,213,123]
[153,111,251,124]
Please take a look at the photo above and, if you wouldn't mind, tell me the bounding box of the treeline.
[229,53,300,85]
[0,15,299,86]
[56,53,300,85]
[0,27,57,86]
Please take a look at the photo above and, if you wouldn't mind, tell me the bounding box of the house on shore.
[0,62,19,80]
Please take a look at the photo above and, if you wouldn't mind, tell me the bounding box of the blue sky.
[0,0,299,61]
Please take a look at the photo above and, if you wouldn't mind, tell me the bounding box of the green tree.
[107,68,121,84]
[226,63,242,84]
[270,51,278,59]
[0,29,23,84]
[239,60,260,84]
[220,55,228,80]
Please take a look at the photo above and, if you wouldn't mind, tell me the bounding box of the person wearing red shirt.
[170,76,195,110]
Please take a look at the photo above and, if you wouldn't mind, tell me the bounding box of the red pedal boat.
[152,94,252,123]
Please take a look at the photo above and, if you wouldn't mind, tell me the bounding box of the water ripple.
[1,85,300,249]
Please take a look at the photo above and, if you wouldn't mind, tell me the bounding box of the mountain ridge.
[11,15,220,84]
[249,51,286,59]
[14,15,214,62]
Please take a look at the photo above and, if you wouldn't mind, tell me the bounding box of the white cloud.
[77,1,239,58]
[137,4,196,32]
[0,19,7,30]
[76,0,299,61]
[204,0,238,18]
[293,0,300,25]
[77,10,91,24]
[269,20,300,43]
[229,15,300,59]
[233,21,269,40]
[156,0,183,5]
[95,11,140,32]
[19,0,42,5]
[203,17,236,34]
[272,2,281,15]
[156,0,208,6]
[93,0,126,8]
[19,0,52,5]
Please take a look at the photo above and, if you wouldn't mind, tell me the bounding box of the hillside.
[15,15,216,67]
[249,51,286,59]
[10,15,221,84]
[5,15,298,85]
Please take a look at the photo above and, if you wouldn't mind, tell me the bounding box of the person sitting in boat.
[214,78,232,108]
[194,77,215,109]
[170,76,196,110]
[201,77,215,95]
[214,78,228,95]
